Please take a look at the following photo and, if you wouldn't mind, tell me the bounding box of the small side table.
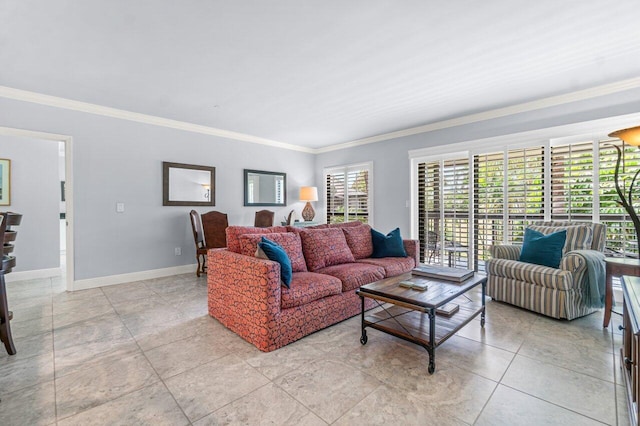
[604,257,640,328]
[443,246,468,268]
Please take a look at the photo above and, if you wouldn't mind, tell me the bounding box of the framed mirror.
[163,161,215,206]
[244,169,287,206]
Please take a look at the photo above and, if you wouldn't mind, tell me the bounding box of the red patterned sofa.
[207,222,419,351]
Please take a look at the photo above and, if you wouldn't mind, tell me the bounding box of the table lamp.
[299,186,318,222]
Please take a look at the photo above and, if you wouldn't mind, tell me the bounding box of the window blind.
[325,163,372,225]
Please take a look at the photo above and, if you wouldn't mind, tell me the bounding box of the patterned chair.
[486,221,606,320]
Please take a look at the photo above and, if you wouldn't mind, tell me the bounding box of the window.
[324,162,372,225]
[414,135,640,272]
[417,157,469,265]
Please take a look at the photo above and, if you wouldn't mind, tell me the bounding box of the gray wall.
[0,135,60,272]
[315,88,640,238]
[0,98,315,280]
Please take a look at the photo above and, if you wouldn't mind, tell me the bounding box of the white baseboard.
[5,267,62,282]
[71,264,197,291]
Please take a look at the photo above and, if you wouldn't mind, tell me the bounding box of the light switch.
[116,202,125,213]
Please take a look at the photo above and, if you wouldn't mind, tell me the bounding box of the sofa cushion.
[281,272,342,309]
[258,237,293,287]
[519,228,566,269]
[371,227,408,258]
[226,226,288,253]
[299,228,355,271]
[527,224,593,255]
[239,232,307,272]
[342,224,373,259]
[329,221,363,229]
[486,258,573,290]
[316,263,385,292]
[357,256,416,277]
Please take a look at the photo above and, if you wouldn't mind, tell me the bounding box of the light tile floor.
[0,274,630,425]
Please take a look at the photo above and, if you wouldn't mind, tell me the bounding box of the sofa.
[486,221,606,320]
[207,222,419,351]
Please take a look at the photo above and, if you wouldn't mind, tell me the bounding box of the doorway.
[0,126,74,290]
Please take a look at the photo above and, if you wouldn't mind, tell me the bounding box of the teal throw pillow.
[519,228,566,268]
[370,227,407,258]
[258,237,293,287]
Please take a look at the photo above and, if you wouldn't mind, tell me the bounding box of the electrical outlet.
[174,247,182,256]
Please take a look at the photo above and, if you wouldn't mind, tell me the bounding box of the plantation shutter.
[550,142,594,222]
[324,163,372,225]
[417,157,469,265]
[473,152,505,272]
[599,139,640,254]
[506,146,545,244]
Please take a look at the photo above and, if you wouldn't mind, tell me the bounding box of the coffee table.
[356,272,487,374]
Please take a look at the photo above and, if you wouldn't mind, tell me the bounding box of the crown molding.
[316,76,640,153]
[0,86,315,153]
[3,77,640,156]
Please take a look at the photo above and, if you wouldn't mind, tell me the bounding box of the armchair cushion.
[519,228,566,268]
[486,258,573,290]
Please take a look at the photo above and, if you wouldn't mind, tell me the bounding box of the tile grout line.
[100,283,195,426]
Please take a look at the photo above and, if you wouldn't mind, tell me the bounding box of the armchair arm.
[490,244,522,261]
[403,239,419,265]
[559,250,602,290]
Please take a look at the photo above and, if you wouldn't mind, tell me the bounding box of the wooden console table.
[604,258,640,328]
[620,275,640,426]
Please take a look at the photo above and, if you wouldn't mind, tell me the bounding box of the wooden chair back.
[201,210,228,248]
[189,210,206,249]
[254,210,274,228]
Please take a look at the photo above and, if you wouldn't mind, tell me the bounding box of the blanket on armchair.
[571,250,606,308]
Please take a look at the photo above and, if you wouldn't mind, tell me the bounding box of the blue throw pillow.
[519,228,566,268]
[258,237,293,288]
[370,227,407,258]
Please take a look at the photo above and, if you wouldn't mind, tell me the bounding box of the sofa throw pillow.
[519,228,566,268]
[299,228,355,271]
[342,224,373,259]
[239,232,307,272]
[527,224,592,255]
[258,237,293,287]
[371,227,407,258]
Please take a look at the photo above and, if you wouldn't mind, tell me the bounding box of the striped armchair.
[486,221,606,320]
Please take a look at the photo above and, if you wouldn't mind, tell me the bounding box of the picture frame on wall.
[0,158,10,206]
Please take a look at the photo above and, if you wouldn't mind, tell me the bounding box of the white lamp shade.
[299,186,318,202]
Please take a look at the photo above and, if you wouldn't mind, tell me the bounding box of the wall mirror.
[244,169,286,206]
[163,161,215,206]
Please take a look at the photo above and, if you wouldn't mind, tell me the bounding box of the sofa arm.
[403,239,419,265]
[490,244,521,261]
[207,249,282,321]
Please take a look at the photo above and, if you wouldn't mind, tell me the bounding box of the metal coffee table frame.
[356,272,486,374]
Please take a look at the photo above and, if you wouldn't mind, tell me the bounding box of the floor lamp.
[609,126,640,248]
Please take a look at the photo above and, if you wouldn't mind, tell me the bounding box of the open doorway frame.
[0,126,74,291]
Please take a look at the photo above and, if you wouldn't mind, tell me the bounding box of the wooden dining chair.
[201,210,228,249]
[0,212,21,355]
[189,210,209,277]
[254,210,274,228]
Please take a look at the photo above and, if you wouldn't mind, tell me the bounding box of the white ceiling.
[2,0,640,150]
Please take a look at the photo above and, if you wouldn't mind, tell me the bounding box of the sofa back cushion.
[226,225,288,253]
[299,228,355,271]
[528,224,593,255]
[342,224,373,259]
[239,232,307,272]
[329,221,363,229]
